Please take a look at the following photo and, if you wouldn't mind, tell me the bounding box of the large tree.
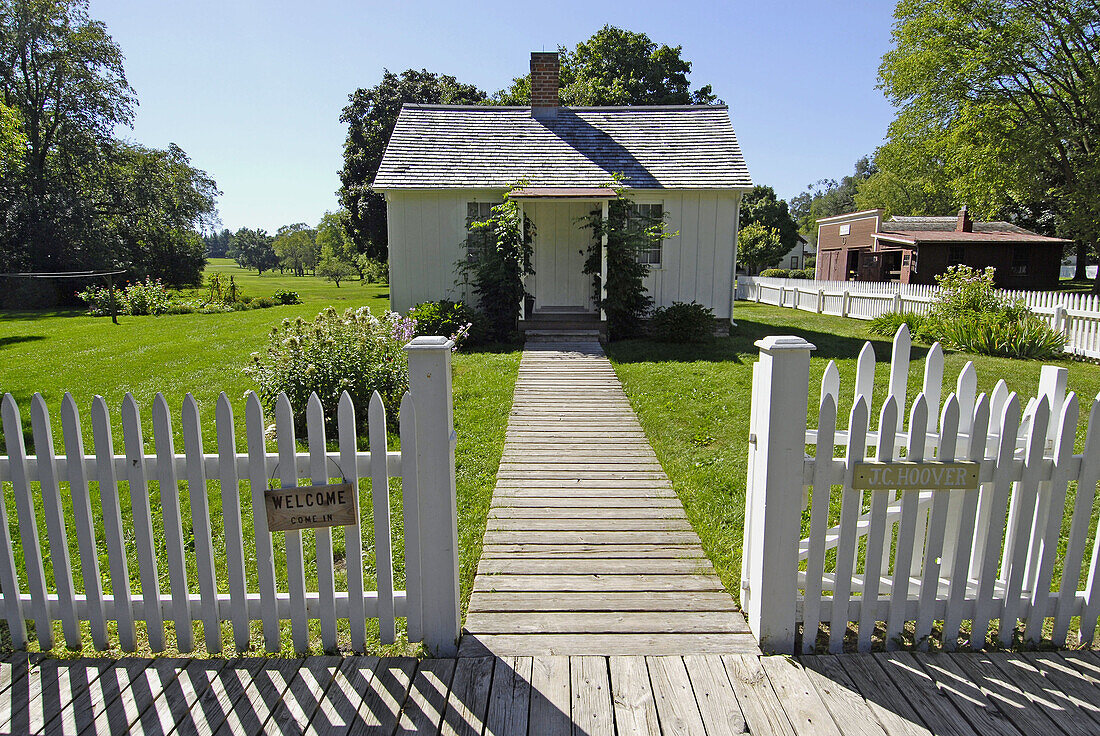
[739,186,800,258]
[871,0,1100,287]
[497,26,717,106]
[0,0,217,286]
[229,227,278,274]
[338,70,486,261]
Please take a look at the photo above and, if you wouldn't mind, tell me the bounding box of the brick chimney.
[530,51,560,118]
[956,205,973,233]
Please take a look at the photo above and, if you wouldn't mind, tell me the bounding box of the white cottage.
[373,52,753,335]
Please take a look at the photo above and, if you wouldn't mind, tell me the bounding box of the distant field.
[0,260,521,656]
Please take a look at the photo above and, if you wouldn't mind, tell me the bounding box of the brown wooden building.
[814,208,1068,289]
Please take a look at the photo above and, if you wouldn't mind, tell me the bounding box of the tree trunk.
[1074,241,1090,280]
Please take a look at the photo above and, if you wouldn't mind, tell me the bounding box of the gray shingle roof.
[885,216,1032,235]
[373,104,753,190]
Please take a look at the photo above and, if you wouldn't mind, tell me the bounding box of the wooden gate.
[743,325,1100,654]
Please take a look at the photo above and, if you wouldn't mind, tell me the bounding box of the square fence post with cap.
[743,335,815,653]
[404,335,461,656]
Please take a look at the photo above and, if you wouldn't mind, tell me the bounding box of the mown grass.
[0,261,521,657]
[608,301,1100,635]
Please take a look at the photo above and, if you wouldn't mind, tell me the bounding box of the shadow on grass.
[0,308,84,322]
[606,316,932,365]
[0,335,46,349]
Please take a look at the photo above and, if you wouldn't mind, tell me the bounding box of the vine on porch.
[460,182,536,340]
[582,178,673,339]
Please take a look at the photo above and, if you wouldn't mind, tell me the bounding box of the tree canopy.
[0,0,217,286]
[739,186,800,259]
[338,70,487,261]
[497,26,717,106]
[229,228,278,274]
[789,156,877,238]
[867,0,1100,286]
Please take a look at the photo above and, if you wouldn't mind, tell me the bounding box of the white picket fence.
[743,325,1100,654]
[0,336,462,656]
[737,275,1100,359]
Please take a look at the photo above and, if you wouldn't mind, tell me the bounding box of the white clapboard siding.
[746,324,1100,654]
[0,337,459,655]
[738,276,1100,359]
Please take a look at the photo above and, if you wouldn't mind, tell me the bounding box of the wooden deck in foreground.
[463,341,756,657]
[3,650,1100,734]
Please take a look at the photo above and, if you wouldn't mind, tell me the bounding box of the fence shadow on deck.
[0,653,583,735]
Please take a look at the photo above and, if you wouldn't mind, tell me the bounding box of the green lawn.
[0,261,521,656]
[608,302,1100,612]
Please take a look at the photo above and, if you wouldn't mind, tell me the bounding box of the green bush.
[649,301,715,343]
[76,284,124,316]
[869,311,927,338]
[408,300,475,347]
[245,307,410,435]
[251,296,277,309]
[165,303,197,315]
[359,256,389,284]
[918,265,1065,359]
[937,313,1067,360]
[759,268,790,278]
[272,289,302,305]
[124,277,172,315]
[795,268,816,279]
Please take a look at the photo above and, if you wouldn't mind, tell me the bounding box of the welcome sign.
[265,483,357,532]
[852,461,980,491]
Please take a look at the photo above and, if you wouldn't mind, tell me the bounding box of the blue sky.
[90,0,899,233]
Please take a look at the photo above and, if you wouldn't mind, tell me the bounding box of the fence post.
[404,336,460,656]
[744,335,814,653]
[893,293,902,313]
[1053,306,1067,336]
[777,286,785,308]
[817,289,825,314]
[842,290,850,317]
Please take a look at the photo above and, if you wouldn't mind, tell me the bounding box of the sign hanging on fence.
[852,461,980,491]
[265,483,357,532]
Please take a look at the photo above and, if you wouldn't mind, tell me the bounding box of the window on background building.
[465,201,496,262]
[629,203,663,266]
[1012,246,1030,275]
[790,256,799,269]
[948,246,965,266]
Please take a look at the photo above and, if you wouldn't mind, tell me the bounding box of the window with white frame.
[628,203,663,266]
[465,201,496,262]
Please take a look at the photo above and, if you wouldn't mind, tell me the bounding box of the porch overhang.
[507,187,617,200]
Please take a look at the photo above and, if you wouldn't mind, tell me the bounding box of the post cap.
[754,335,816,352]
[404,335,455,351]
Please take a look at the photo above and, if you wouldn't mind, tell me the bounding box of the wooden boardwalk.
[4,650,1100,734]
[462,340,756,657]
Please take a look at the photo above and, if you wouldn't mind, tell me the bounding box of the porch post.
[600,200,609,322]
[518,202,526,321]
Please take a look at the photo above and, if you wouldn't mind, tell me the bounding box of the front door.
[529,201,594,313]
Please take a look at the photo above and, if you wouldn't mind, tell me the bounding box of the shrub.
[122,278,171,315]
[358,256,388,284]
[408,300,475,348]
[649,301,715,343]
[76,284,124,316]
[245,306,410,435]
[251,296,277,309]
[165,303,197,315]
[915,265,1066,359]
[272,289,302,305]
[199,304,233,314]
[869,311,927,338]
[787,269,809,279]
[795,268,816,279]
[937,313,1067,360]
[759,268,790,278]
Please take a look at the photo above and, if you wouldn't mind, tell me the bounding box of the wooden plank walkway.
[3,651,1098,734]
[462,340,756,657]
